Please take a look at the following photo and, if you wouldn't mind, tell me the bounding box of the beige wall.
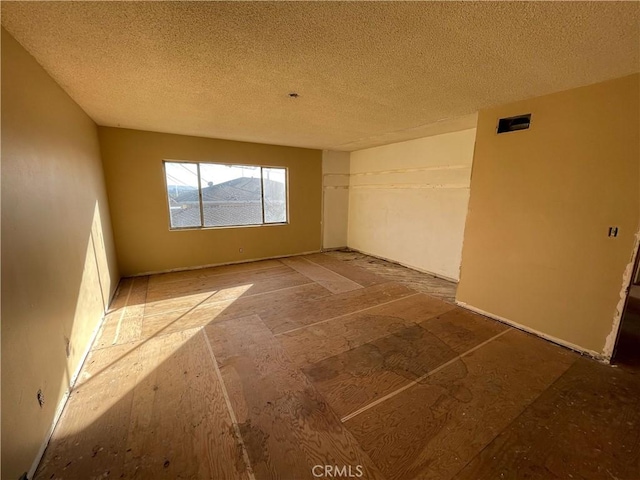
[1,28,119,479]
[348,129,477,281]
[322,150,350,249]
[99,127,322,276]
[457,74,640,356]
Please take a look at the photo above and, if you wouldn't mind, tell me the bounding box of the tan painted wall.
[99,127,322,276]
[457,74,640,356]
[1,28,119,479]
[348,129,477,281]
[322,150,350,249]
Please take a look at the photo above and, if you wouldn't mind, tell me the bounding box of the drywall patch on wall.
[99,127,322,276]
[348,128,477,281]
[322,150,350,249]
[1,28,119,479]
[603,228,640,359]
[457,74,640,355]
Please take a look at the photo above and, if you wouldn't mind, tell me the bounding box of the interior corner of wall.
[603,228,640,359]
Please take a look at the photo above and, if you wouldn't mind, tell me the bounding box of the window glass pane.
[263,168,287,223]
[199,164,263,227]
[164,162,202,228]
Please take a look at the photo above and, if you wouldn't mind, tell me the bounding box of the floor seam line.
[140,277,149,328]
[202,329,257,480]
[146,268,303,297]
[112,280,134,345]
[146,268,301,297]
[147,264,285,287]
[448,352,579,478]
[143,281,318,319]
[340,328,512,423]
[274,292,421,336]
[301,256,364,289]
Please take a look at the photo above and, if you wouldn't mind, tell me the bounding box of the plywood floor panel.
[148,259,284,287]
[145,270,313,317]
[325,250,457,302]
[93,276,149,349]
[302,253,387,287]
[35,254,640,480]
[116,276,149,345]
[303,324,459,418]
[204,315,385,480]
[34,342,143,479]
[345,330,576,480]
[419,306,510,354]
[146,264,296,302]
[35,330,251,480]
[123,329,250,479]
[456,357,640,480]
[280,256,363,294]
[278,293,455,369]
[264,281,416,334]
[141,282,333,339]
[106,277,135,312]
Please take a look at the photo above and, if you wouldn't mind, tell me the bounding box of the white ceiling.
[2,1,638,151]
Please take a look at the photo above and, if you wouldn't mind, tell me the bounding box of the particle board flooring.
[35,252,640,480]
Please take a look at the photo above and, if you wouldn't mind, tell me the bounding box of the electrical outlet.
[608,226,619,237]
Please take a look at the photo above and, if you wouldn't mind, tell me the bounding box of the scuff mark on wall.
[603,227,640,360]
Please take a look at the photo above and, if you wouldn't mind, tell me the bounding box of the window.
[164,161,288,229]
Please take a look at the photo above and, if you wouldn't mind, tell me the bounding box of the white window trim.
[162,160,289,231]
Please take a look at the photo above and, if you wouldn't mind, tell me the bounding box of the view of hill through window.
[164,162,287,229]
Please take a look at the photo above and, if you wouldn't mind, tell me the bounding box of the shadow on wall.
[1,199,117,479]
[1,26,121,479]
[62,202,114,381]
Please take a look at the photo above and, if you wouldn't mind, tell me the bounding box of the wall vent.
[497,114,531,134]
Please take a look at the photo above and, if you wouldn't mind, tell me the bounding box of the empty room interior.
[2,2,640,479]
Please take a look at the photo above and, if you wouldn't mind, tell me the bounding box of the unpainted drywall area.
[457,74,640,356]
[347,129,477,281]
[322,150,350,249]
[99,127,323,276]
[1,28,119,479]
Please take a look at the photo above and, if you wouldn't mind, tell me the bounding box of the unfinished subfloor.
[35,252,640,479]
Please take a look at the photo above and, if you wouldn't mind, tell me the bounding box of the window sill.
[168,222,289,232]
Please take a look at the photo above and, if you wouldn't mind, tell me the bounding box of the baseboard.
[130,250,323,277]
[346,247,459,284]
[455,300,607,362]
[27,285,119,479]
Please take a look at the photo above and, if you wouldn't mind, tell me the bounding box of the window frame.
[162,160,289,231]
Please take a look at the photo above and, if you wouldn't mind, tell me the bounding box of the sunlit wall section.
[1,28,119,479]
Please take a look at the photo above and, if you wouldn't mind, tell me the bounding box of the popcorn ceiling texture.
[2,1,638,150]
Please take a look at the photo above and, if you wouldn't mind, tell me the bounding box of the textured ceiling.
[2,1,639,151]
